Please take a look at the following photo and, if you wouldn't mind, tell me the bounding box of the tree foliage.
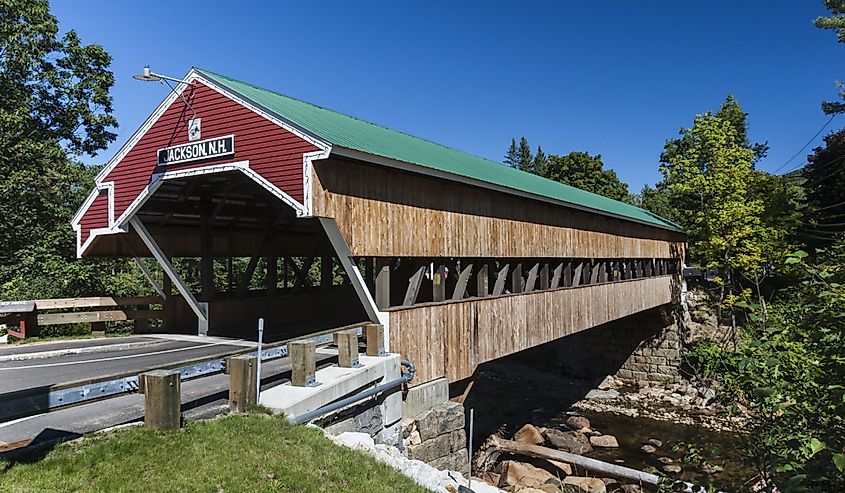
[802,128,845,246]
[660,110,762,272]
[0,0,138,302]
[691,247,845,492]
[815,1,845,114]
[541,151,630,202]
[502,136,632,202]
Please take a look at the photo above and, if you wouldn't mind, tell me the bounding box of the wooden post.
[476,262,489,297]
[524,263,539,292]
[321,256,333,290]
[267,254,278,295]
[451,263,473,300]
[433,263,447,302]
[162,266,173,331]
[200,208,214,301]
[492,263,509,296]
[403,264,427,306]
[336,329,360,368]
[228,355,257,412]
[551,262,563,289]
[375,258,391,310]
[365,323,386,356]
[511,262,523,293]
[90,321,106,337]
[289,340,317,387]
[539,263,550,291]
[141,369,181,430]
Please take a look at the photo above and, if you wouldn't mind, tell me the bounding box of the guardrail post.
[336,329,361,368]
[365,323,386,357]
[228,355,257,412]
[141,369,181,430]
[289,340,317,387]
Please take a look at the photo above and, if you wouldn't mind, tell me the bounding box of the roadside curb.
[0,340,165,363]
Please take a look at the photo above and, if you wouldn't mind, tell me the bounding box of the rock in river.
[589,434,619,448]
[544,429,593,454]
[640,444,657,454]
[562,476,607,493]
[645,438,663,448]
[565,415,591,430]
[513,424,544,445]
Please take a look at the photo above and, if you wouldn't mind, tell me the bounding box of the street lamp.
[133,65,192,85]
[133,66,196,120]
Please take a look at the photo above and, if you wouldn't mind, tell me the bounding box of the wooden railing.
[0,296,163,339]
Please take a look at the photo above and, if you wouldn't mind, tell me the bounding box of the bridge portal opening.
[83,170,372,342]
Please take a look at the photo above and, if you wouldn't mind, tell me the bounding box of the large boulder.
[588,435,619,448]
[543,429,593,455]
[498,460,561,490]
[562,476,607,493]
[514,424,545,445]
[564,416,591,431]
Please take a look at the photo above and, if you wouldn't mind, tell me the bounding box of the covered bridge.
[72,68,685,386]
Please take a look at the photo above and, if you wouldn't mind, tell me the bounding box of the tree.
[517,136,533,172]
[659,110,762,339]
[533,145,547,174]
[635,183,675,221]
[815,1,845,114]
[540,152,630,202]
[0,0,132,302]
[802,128,845,245]
[504,138,518,168]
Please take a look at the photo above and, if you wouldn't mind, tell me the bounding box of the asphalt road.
[0,353,336,453]
[0,336,253,394]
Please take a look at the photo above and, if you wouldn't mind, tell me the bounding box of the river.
[463,355,756,491]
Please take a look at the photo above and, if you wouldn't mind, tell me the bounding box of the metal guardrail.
[0,331,344,423]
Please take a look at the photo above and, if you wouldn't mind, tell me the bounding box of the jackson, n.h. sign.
[157,135,234,166]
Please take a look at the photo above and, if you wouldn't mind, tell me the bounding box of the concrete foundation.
[402,377,448,418]
[260,352,403,447]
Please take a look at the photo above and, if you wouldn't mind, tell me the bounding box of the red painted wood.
[80,189,109,243]
[101,82,319,220]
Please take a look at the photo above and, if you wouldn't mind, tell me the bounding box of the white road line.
[0,414,40,429]
[0,342,240,370]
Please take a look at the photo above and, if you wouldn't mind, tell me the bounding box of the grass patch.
[0,414,430,493]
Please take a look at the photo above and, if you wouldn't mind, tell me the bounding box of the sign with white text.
[157,135,234,166]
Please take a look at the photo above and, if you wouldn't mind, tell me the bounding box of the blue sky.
[54,1,842,191]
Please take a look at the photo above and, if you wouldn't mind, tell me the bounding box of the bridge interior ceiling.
[87,171,334,258]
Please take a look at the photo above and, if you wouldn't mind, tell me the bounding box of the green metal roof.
[196,68,682,232]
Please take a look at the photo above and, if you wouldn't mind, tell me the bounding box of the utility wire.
[772,114,838,174]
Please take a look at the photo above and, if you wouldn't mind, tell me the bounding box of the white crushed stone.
[324,430,504,493]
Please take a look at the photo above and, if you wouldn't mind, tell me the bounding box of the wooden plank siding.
[311,157,685,259]
[388,276,675,384]
[80,189,109,243]
[102,82,319,221]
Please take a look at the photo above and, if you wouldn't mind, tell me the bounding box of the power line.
[793,152,845,190]
[772,114,838,174]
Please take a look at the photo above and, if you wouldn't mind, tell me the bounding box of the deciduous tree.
[0,0,135,302]
[541,151,630,202]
